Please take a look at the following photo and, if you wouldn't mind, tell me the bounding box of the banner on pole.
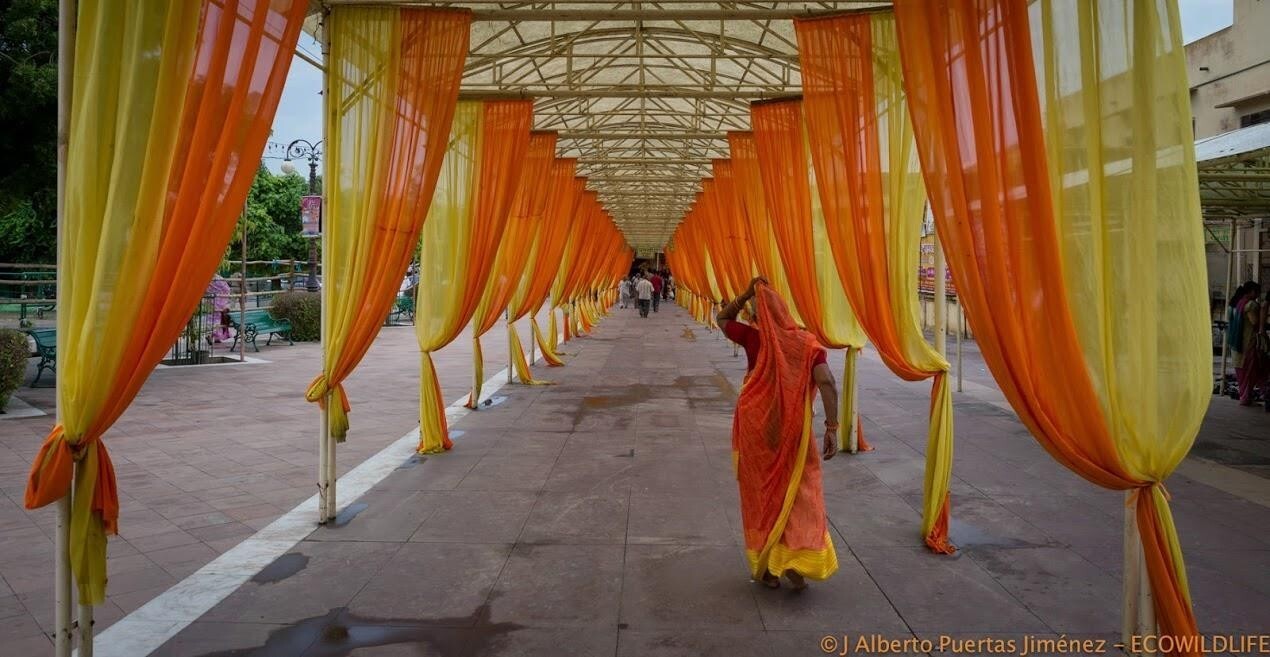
[301,195,322,237]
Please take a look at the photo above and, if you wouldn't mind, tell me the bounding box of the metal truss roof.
[1196,122,1270,225]
[320,1,889,252]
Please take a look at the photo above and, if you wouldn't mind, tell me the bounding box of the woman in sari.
[1230,281,1265,405]
[718,277,839,590]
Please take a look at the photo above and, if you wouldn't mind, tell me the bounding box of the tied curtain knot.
[306,375,352,442]
[1126,481,1172,507]
[24,424,120,603]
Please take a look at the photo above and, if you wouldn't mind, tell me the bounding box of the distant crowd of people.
[1228,280,1269,410]
[619,269,674,318]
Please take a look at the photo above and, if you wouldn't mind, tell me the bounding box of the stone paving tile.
[9,302,1270,655]
[485,543,626,628]
[408,490,538,543]
[344,542,513,625]
[0,319,539,646]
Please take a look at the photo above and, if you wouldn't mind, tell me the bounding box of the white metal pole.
[1121,491,1157,655]
[317,6,332,524]
[326,418,337,522]
[77,590,93,657]
[55,495,71,657]
[507,309,513,383]
[56,0,76,654]
[933,232,947,357]
[1219,219,1236,396]
[529,311,536,364]
[240,213,247,362]
[956,302,964,393]
[318,404,330,522]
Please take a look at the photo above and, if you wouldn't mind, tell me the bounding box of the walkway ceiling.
[1196,122,1270,224]
[316,1,890,253]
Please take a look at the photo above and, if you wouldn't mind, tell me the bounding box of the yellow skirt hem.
[746,532,839,582]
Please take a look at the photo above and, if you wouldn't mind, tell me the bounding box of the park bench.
[26,328,55,387]
[228,308,293,352]
[386,293,414,325]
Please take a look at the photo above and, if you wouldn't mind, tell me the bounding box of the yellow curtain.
[415,100,533,453]
[508,155,575,381]
[895,0,1207,643]
[529,170,584,366]
[467,132,557,403]
[307,6,470,441]
[552,190,601,343]
[750,100,868,453]
[24,0,307,603]
[796,12,954,551]
[729,133,803,326]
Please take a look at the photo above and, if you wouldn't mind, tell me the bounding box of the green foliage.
[270,290,320,341]
[226,165,323,263]
[0,200,55,263]
[0,0,57,265]
[0,329,29,411]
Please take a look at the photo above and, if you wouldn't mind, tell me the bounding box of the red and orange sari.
[732,286,838,581]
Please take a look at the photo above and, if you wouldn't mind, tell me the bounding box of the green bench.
[26,328,55,387]
[386,293,414,325]
[228,308,292,352]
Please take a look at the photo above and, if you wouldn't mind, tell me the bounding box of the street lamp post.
[281,138,323,293]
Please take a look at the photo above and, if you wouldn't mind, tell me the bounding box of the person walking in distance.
[649,270,664,313]
[635,274,654,318]
[619,277,633,309]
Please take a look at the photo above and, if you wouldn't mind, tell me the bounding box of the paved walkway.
[0,318,537,655]
[57,302,1264,657]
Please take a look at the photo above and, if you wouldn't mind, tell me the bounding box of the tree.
[224,164,322,263]
[0,0,57,264]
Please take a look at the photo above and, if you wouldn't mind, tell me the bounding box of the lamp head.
[280,159,296,175]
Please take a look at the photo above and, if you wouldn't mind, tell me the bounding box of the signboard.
[918,234,956,297]
[300,195,322,237]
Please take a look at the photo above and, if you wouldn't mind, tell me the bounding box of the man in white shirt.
[635,274,655,318]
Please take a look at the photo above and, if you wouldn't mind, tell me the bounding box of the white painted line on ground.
[0,394,46,419]
[153,355,271,369]
[85,332,564,657]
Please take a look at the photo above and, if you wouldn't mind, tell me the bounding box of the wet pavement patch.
[251,552,309,585]
[397,455,426,469]
[953,401,1014,417]
[327,502,369,528]
[193,603,522,657]
[949,519,1055,550]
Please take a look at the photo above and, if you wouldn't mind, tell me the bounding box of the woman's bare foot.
[760,572,780,589]
[784,570,807,591]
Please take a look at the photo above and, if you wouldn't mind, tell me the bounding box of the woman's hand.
[822,428,838,460]
[746,276,768,297]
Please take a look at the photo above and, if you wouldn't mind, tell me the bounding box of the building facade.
[1187,0,1270,138]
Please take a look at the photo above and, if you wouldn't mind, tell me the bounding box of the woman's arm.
[716,276,767,330]
[813,362,839,460]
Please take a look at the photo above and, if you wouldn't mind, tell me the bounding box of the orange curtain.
[24,0,307,603]
[710,159,756,296]
[750,100,864,351]
[508,155,575,379]
[796,13,956,552]
[416,100,532,453]
[895,0,1201,645]
[528,167,584,365]
[305,7,470,440]
[467,131,557,403]
[728,132,801,324]
[553,190,602,339]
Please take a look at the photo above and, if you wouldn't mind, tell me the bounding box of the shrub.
[270,290,320,341]
[0,329,29,411]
